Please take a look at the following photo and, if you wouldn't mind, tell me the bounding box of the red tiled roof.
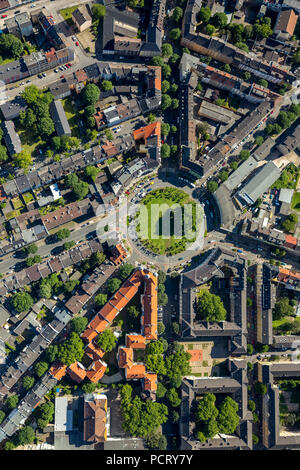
[67,362,87,383]
[49,363,67,380]
[86,360,106,382]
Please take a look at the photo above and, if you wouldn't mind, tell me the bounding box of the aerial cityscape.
[0,0,299,454]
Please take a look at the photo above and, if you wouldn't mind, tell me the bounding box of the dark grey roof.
[50,100,71,137]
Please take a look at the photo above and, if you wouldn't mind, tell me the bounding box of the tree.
[156,382,167,398]
[162,64,171,78]
[6,394,19,410]
[82,83,100,106]
[243,71,251,81]
[157,322,165,335]
[212,12,228,28]
[166,388,181,407]
[158,291,168,305]
[247,344,254,355]
[64,279,79,294]
[36,402,54,428]
[146,354,166,375]
[161,122,170,137]
[26,243,38,255]
[63,241,75,251]
[39,282,52,299]
[38,116,55,137]
[162,43,173,58]
[255,382,267,395]
[146,432,167,450]
[57,228,70,240]
[281,213,298,233]
[165,346,191,381]
[151,56,164,67]
[253,18,272,39]
[34,361,49,378]
[95,293,108,307]
[71,317,88,334]
[161,82,171,100]
[119,386,168,437]
[171,125,177,134]
[90,250,106,267]
[21,85,40,105]
[219,170,228,182]
[0,33,24,58]
[0,144,8,163]
[207,180,218,193]
[127,305,139,319]
[258,79,268,88]
[96,329,117,352]
[248,400,256,412]
[45,345,58,363]
[82,382,97,394]
[11,291,33,313]
[119,263,134,280]
[91,4,106,19]
[169,55,180,67]
[107,277,122,293]
[16,426,35,446]
[255,136,264,146]
[26,255,42,267]
[13,150,33,169]
[240,149,250,161]
[57,332,85,366]
[217,396,239,434]
[161,143,171,159]
[101,80,113,91]
[161,94,171,110]
[169,28,181,41]
[252,434,259,445]
[206,24,215,36]
[72,181,89,200]
[196,290,226,321]
[230,161,238,171]
[223,64,231,73]
[196,393,218,422]
[171,98,179,109]
[172,410,180,423]
[172,7,183,23]
[198,6,211,23]
[273,297,295,320]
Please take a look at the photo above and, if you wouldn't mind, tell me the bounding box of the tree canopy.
[96,329,117,352]
[71,316,88,334]
[11,291,34,313]
[196,290,227,321]
[119,384,168,437]
[57,332,85,366]
[81,83,100,106]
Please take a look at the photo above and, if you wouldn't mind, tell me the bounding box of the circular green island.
[135,187,202,256]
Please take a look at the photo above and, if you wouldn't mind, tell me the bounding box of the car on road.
[72,36,76,41]
[75,41,79,46]
[1,14,7,18]
[60,75,64,79]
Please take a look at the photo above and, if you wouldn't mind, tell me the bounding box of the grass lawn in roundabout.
[135,187,202,256]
